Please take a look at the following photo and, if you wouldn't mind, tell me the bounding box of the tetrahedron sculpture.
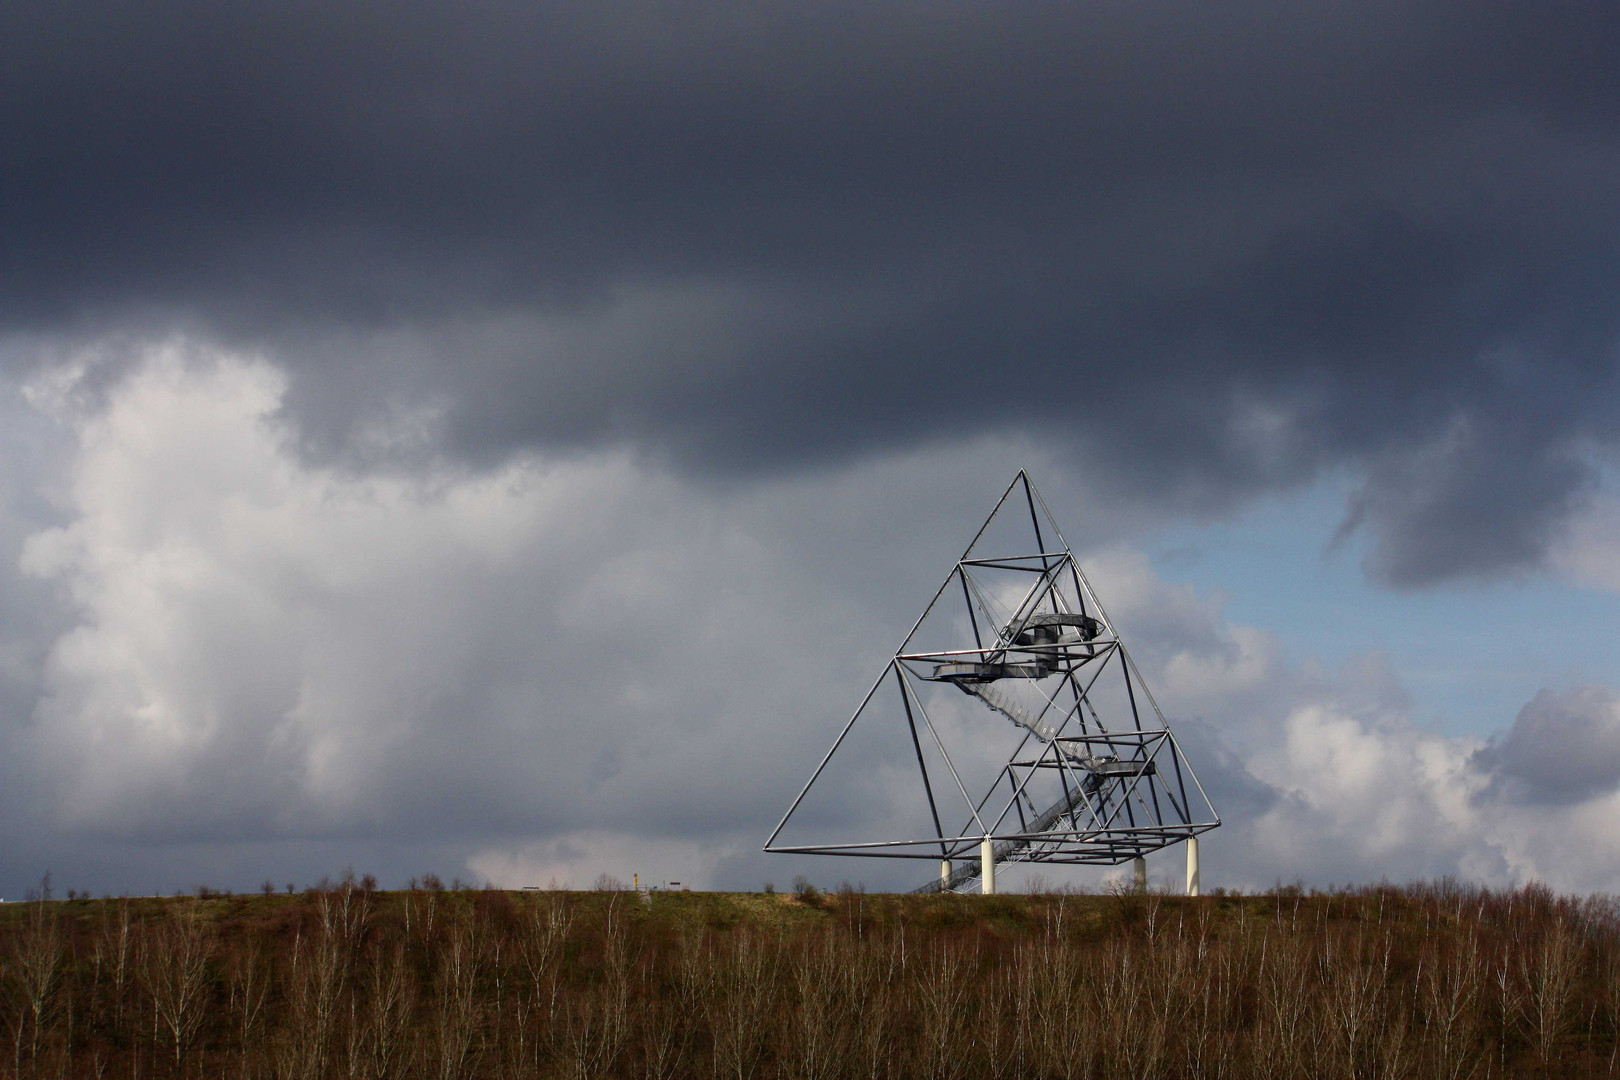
[766,472,1219,893]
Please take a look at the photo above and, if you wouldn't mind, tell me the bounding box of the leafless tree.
[318,884,373,966]
[1026,935,1088,1080]
[93,901,135,1039]
[1319,929,1389,1080]
[1519,914,1580,1068]
[430,917,485,1080]
[705,930,778,1080]
[1420,928,1482,1080]
[514,892,573,1076]
[15,901,66,1077]
[1252,930,1316,1080]
[788,933,849,1080]
[914,940,975,1080]
[1096,936,1165,1080]
[673,926,714,1065]
[851,974,896,1080]
[362,943,417,1080]
[635,962,686,1080]
[963,963,1009,1080]
[138,910,213,1074]
[278,922,347,1080]
[1191,932,1244,1080]
[227,943,270,1080]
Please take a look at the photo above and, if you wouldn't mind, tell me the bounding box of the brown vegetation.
[2,879,1618,1078]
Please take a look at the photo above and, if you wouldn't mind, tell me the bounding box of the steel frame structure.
[765,472,1220,892]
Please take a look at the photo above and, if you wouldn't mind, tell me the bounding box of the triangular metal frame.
[765,471,1220,891]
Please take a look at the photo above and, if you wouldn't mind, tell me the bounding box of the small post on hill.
[1186,837,1200,897]
[980,838,996,895]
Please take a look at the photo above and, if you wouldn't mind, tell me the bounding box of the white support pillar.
[980,837,996,895]
[940,860,951,889]
[1132,855,1147,894]
[1186,837,1201,897]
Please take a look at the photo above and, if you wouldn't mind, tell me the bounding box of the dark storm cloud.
[1474,685,1620,805]
[4,0,1620,581]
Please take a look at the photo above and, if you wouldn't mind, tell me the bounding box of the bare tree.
[318,884,374,966]
[559,978,628,1080]
[227,943,270,1080]
[1319,929,1388,1080]
[789,933,850,1080]
[1420,928,1482,1080]
[704,930,778,1080]
[914,941,975,1080]
[1096,936,1166,1080]
[1252,929,1316,1080]
[514,892,573,1076]
[362,943,417,1080]
[977,961,1017,1080]
[431,916,485,1080]
[138,910,213,1075]
[849,948,897,1080]
[92,901,135,1040]
[1183,930,1242,1080]
[278,921,348,1080]
[1026,935,1088,1080]
[635,961,686,1080]
[13,901,64,1078]
[1519,915,1579,1068]
[667,928,716,1080]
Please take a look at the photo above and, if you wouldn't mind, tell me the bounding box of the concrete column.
[1186,837,1201,897]
[980,837,996,895]
[1132,855,1147,893]
[940,860,951,888]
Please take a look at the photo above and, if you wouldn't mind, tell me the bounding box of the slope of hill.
[1,880,1614,1078]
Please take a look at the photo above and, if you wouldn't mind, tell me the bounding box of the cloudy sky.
[4,0,1620,897]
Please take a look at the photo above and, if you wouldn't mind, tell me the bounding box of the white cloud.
[11,341,1620,894]
[1086,553,1620,892]
[1079,547,1284,708]
[6,342,1085,888]
[16,344,829,844]
[467,831,735,891]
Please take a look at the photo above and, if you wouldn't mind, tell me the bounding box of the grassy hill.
[1,880,1615,1078]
